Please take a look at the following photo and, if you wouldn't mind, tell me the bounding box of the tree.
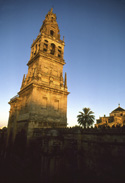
[77,108,95,128]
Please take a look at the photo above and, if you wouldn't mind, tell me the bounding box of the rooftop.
[111,105,125,113]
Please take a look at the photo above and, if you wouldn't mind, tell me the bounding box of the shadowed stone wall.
[1,127,125,182]
[30,127,125,182]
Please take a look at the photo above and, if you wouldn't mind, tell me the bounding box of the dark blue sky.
[0,0,125,127]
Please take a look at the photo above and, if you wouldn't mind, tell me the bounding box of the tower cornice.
[27,51,65,66]
[19,81,69,96]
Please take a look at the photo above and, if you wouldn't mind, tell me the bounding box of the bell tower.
[7,8,69,142]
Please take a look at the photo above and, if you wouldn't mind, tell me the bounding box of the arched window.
[43,40,48,52]
[50,30,54,36]
[51,17,54,22]
[50,43,55,55]
[36,44,37,52]
[34,44,37,55]
[39,44,40,50]
[58,46,62,57]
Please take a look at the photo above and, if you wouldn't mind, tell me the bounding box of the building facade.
[96,105,125,127]
[7,8,69,143]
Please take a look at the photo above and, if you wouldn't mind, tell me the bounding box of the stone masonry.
[7,8,69,144]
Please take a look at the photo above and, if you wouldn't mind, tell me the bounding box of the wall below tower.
[1,127,125,182]
[33,127,125,182]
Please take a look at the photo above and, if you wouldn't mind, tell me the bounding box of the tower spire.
[64,72,67,89]
[50,8,53,12]
[21,74,25,88]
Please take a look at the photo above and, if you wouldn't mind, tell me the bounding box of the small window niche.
[58,46,62,57]
[51,17,54,22]
[50,43,55,55]
[43,40,48,52]
[39,44,40,50]
[50,30,54,36]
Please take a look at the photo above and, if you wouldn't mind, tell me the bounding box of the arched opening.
[43,40,48,52]
[50,43,55,55]
[39,44,40,50]
[51,17,54,22]
[58,46,62,57]
[50,30,54,36]
[34,44,37,55]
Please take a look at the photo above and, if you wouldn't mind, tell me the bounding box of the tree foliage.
[77,107,95,128]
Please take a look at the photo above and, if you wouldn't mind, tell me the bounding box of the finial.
[50,8,53,13]
[21,74,25,88]
[118,103,120,107]
[64,72,67,88]
[63,36,64,42]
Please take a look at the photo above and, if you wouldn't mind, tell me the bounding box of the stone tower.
[7,8,69,142]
